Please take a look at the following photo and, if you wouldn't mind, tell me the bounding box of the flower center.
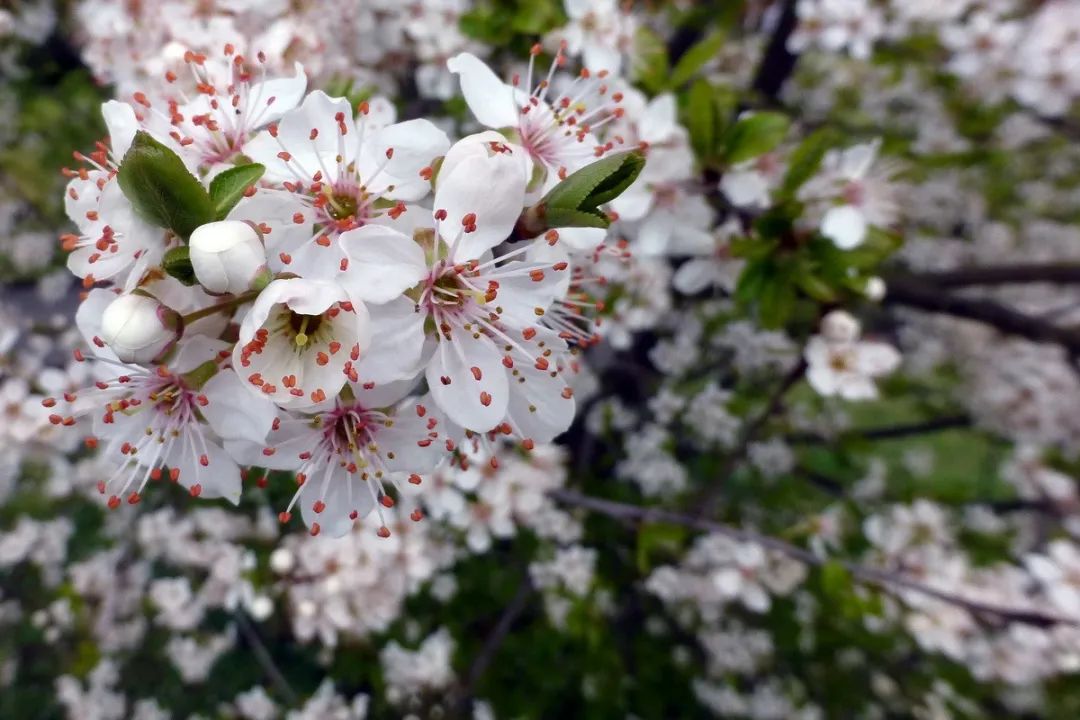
[287,312,324,347]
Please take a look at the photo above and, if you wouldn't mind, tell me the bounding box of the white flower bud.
[100,293,183,364]
[189,220,268,295]
[820,310,861,344]
[864,276,886,302]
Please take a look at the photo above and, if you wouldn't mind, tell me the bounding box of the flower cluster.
[52,46,640,539]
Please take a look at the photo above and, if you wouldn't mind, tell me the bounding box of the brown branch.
[883,274,1080,356]
[751,0,801,100]
[450,576,534,717]
[550,489,1075,629]
[786,414,972,444]
[900,264,1080,288]
[234,610,298,705]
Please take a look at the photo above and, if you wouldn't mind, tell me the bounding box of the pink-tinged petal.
[434,154,527,261]
[425,328,508,432]
[339,225,429,303]
[446,52,520,129]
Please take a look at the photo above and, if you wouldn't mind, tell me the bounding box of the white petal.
[446,52,519,129]
[102,101,139,159]
[425,329,508,432]
[353,297,427,385]
[821,205,868,249]
[339,225,428,303]
[245,62,308,128]
[359,119,450,200]
[435,154,527,261]
[201,370,277,445]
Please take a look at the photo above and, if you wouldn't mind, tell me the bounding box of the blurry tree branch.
[883,274,1080,356]
[897,264,1080,288]
[751,0,800,100]
[785,414,972,444]
[234,611,298,706]
[450,576,534,718]
[690,357,808,517]
[549,489,1076,628]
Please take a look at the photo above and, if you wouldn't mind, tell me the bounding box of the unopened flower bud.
[820,309,861,344]
[189,220,269,294]
[100,293,183,364]
[864,276,886,302]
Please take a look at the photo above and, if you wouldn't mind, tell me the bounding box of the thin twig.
[451,576,534,717]
[691,358,807,517]
[234,611,299,706]
[550,489,1075,628]
[786,414,972,444]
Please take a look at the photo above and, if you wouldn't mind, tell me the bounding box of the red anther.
[408,474,422,485]
[440,376,451,385]
[553,261,568,271]
[169,468,180,482]
[42,397,57,408]
[419,166,433,180]
[416,404,427,417]
[278,511,292,523]
[309,128,319,140]
[279,252,292,264]
[502,356,514,368]
[277,151,292,161]
[107,495,121,509]
[522,327,537,340]
[349,510,359,520]
[385,147,394,159]
[84,437,98,449]
[470,366,483,381]
[462,212,477,227]
[377,526,391,538]
[127,492,141,505]
[313,500,326,514]
[529,269,545,282]
[410,509,424,522]
[189,484,202,497]
[96,480,106,494]
[479,391,492,407]
[293,212,305,224]
[316,352,330,366]
[380,495,395,508]
[545,230,560,245]
[522,438,535,451]
[310,523,321,536]
[535,357,550,371]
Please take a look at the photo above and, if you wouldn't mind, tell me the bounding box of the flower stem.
[181,290,260,325]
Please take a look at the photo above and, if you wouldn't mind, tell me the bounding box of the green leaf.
[209,163,265,220]
[117,131,214,240]
[544,207,610,230]
[796,271,838,302]
[632,26,669,94]
[723,112,791,165]
[636,523,688,573]
[668,30,725,88]
[684,79,718,163]
[780,127,839,197]
[535,151,645,229]
[162,246,197,286]
[758,267,797,328]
